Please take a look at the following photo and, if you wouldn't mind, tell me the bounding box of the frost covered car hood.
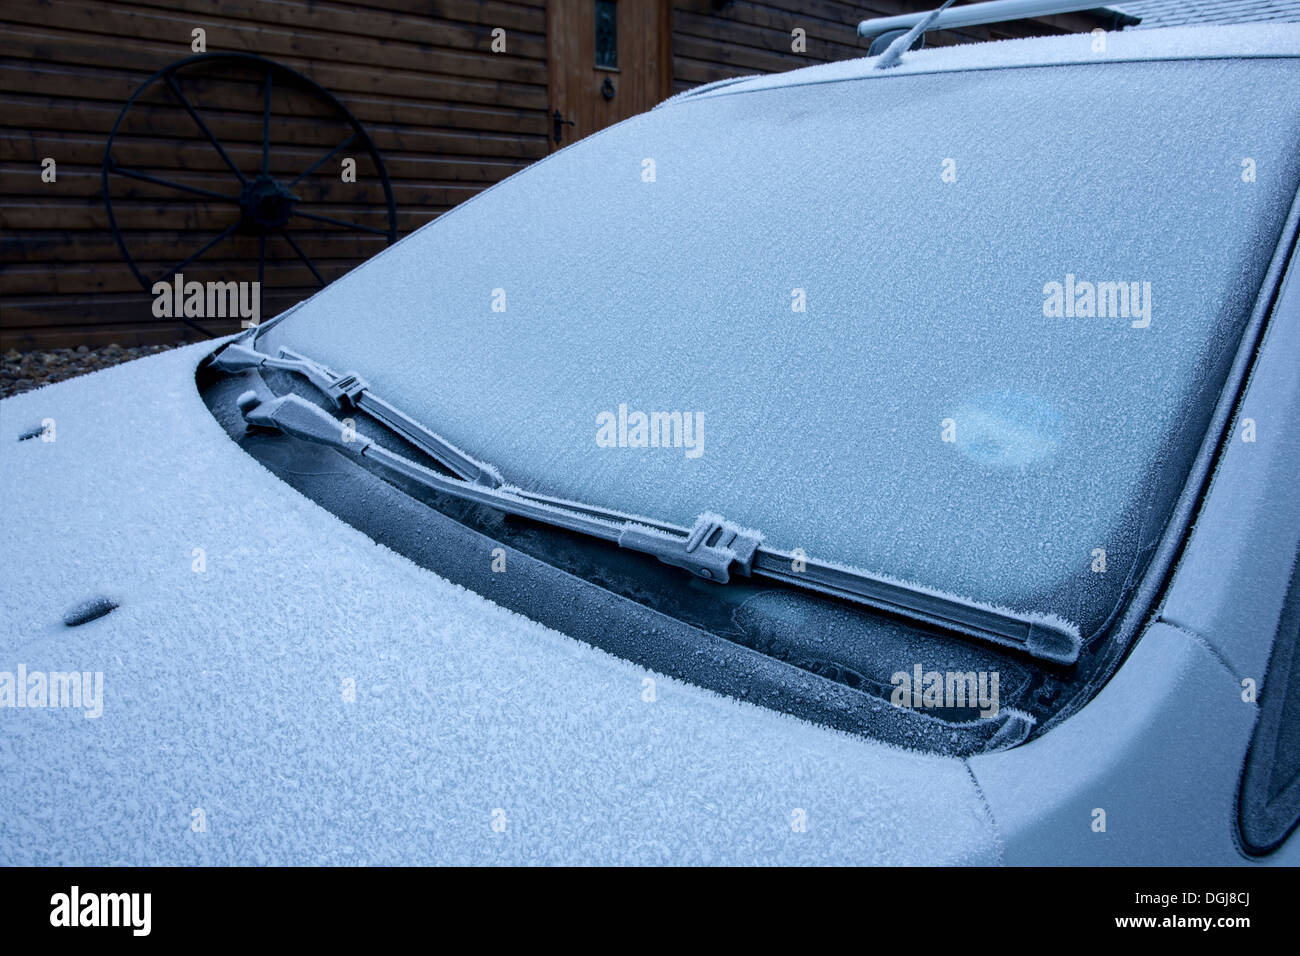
[0,344,996,864]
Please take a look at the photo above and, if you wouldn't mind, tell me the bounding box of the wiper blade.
[210,342,503,488]
[225,355,1081,665]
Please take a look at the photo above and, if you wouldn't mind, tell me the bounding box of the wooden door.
[547,0,672,151]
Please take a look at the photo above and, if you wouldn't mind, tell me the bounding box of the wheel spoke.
[107,161,239,203]
[262,69,272,178]
[291,208,391,236]
[152,221,241,286]
[283,232,326,286]
[165,74,247,185]
[286,133,356,188]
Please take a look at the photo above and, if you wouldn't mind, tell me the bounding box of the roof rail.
[859,0,1138,55]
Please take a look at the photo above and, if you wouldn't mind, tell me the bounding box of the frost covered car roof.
[255,23,1300,649]
[1111,1,1300,30]
[668,19,1300,96]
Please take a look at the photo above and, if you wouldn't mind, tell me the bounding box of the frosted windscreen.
[262,58,1300,634]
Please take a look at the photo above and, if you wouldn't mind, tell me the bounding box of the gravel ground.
[1,341,193,400]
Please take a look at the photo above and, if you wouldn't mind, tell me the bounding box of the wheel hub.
[238,175,296,232]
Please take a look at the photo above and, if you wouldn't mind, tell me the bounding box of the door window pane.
[595,1,617,69]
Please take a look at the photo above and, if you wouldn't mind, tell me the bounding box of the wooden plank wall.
[0,0,550,348]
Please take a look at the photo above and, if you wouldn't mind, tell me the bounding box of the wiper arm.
[210,342,503,488]
[227,362,1080,665]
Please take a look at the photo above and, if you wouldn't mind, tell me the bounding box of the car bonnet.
[0,343,996,864]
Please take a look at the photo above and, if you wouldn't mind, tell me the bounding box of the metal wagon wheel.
[102,52,398,337]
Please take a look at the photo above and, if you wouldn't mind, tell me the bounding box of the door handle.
[552,109,575,145]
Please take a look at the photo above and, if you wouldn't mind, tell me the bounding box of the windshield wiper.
[210,342,503,488]
[216,342,1081,665]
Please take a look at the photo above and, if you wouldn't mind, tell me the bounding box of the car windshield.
[257,55,1300,638]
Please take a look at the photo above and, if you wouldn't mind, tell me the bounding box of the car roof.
[1111,0,1300,30]
[661,23,1300,108]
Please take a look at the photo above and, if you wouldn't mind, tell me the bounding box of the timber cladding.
[0,1,1106,349]
[1,0,549,349]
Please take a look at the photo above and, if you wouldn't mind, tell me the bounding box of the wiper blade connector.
[619,513,761,583]
[229,367,1081,666]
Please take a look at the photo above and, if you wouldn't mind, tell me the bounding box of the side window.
[1239,548,1300,854]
